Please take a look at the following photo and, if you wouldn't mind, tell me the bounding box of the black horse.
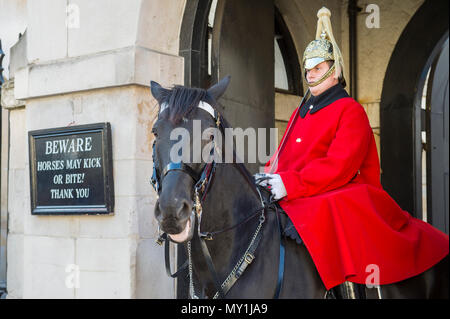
[149,76,448,299]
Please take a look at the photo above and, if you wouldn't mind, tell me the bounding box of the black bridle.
[151,100,285,299]
[150,103,221,198]
[151,102,259,239]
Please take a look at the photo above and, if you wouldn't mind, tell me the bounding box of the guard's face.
[306,61,338,96]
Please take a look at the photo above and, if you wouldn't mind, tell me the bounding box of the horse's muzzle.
[155,197,193,236]
[167,211,195,243]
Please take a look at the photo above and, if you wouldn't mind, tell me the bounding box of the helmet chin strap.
[305,63,335,87]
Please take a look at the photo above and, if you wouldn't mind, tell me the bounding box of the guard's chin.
[168,213,195,243]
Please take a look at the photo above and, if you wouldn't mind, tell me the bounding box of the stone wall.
[3,0,186,299]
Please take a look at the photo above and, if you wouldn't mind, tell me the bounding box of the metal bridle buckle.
[259,213,266,224]
[200,232,214,241]
[245,252,255,264]
[156,231,167,246]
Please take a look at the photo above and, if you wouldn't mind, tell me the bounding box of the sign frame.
[28,122,114,215]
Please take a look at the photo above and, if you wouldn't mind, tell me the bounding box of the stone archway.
[380,0,449,218]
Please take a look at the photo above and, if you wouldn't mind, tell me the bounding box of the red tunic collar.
[300,83,349,118]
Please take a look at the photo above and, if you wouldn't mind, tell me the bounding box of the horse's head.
[150,76,231,243]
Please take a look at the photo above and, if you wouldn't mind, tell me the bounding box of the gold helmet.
[303,7,345,87]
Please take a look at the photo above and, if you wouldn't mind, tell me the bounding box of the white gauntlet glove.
[254,173,287,200]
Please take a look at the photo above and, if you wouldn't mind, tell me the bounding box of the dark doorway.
[380,0,449,224]
[425,36,449,234]
[181,0,274,173]
[211,0,274,174]
[178,0,275,298]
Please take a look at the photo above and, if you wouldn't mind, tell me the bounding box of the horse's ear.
[150,80,168,103]
[207,75,231,101]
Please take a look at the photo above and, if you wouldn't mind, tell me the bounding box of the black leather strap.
[163,234,188,278]
[162,162,200,182]
[274,204,285,298]
[198,238,226,298]
[221,229,263,295]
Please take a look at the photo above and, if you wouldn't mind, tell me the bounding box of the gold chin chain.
[305,63,335,87]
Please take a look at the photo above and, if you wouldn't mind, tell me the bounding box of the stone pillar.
[5,0,186,298]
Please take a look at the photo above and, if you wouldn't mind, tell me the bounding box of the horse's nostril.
[176,200,192,220]
[154,201,162,221]
[158,197,191,220]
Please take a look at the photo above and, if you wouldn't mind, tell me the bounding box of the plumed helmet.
[302,36,334,70]
[302,7,346,87]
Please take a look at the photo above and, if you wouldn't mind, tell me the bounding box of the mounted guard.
[259,7,449,297]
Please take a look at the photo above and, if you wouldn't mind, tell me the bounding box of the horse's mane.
[159,84,256,188]
[159,85,206,125]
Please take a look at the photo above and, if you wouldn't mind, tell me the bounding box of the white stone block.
[159,52,184,87]
[136,0,186,55]
[75,270,131,299]
[137,195,158,240]
[24,263,74,299]
[104,90,139,160]
[26,97,74,131]
[24,235,75,266]
[8,169,26,234]
[27,50,130,98]
[13,67,29,101]
[2,80,26,109]
[77,196,137,238]
[134,47,185,87]
[75,238,131,273]
[135,238,175,299]
[24,214,80,238]
[134,48,161,87]
[22,235,75,298]
[110,159,153,198]
[8,108,27,170]
[135,160,153,197]
[71,93,107,126]
[6,234,24,299]
[112,160,137,197]
[134,87,158,161]
[27,0,67,62]
[67,0,141,58]
[16,46,185,100]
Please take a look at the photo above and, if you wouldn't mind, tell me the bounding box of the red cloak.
[265,96,449,290]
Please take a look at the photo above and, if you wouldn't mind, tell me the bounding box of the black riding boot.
[326,281,367,299]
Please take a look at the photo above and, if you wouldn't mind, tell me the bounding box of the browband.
[160,101,216,119]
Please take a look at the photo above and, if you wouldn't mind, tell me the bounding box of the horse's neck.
[192,162,262,293]
[202,162,261,231]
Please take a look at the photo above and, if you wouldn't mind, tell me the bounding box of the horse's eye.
[151,127,158,137]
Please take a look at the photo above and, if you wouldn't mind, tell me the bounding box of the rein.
[152,100,285,299]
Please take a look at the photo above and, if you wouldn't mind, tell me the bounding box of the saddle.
[257,185,303,245]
